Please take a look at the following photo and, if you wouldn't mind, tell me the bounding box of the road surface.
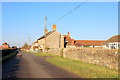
[2,51,81,79]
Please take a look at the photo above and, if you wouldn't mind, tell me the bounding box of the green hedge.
[2,49,18,63]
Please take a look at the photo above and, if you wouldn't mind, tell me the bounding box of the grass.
[33,52,55,57]
[32,52,118,78]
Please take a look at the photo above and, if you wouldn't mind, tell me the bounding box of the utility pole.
[44,16,47,34]
[28,34,31,45]
[44,16,47,52]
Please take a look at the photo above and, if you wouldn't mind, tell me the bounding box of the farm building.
[103,35,120,49]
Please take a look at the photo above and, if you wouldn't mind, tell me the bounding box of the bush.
[1,49,18,63]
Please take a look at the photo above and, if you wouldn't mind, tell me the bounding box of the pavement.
[2,51,81,79]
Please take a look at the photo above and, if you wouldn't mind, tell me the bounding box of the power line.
[50,0,87,25]
[30,1,87,43]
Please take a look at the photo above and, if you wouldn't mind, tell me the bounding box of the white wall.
[34,43,38,46]
[103,42,120,49]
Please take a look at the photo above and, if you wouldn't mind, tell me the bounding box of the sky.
[1,2,118,47]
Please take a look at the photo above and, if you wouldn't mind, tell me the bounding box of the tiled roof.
[2,42,8,45]
[105,35,120,44]
[38,30,56,40]
[75,40,106,46]
[33,46,38,49]
[64,35,72,45]
[34,40,38,43]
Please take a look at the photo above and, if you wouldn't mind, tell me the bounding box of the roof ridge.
[38,30,56,40]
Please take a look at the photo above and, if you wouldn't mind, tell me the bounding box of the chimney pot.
[67,32,70,36]
[52,24,56,30]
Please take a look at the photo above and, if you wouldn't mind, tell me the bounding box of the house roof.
[105,35,120,44]
[0,46,3,47]
[33,46,38,49]
[34,40,38,43]
[2,42,8,45]
[38,30,56,40]
[75,40,106,46]
[63,35,72,45]
[0,46,3,49]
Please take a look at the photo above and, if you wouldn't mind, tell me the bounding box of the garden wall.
[47,47,119,70]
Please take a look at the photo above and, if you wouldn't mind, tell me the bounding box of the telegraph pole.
[28,35,31,45]
[44,16,47,33]
[44,16,47,52]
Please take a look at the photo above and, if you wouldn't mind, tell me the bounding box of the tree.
[22,43,29,49]
[23,43,28,47]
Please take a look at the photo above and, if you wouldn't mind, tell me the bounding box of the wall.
[38,38,45,52]
[46,31,64,49]
[47,47,119,70]
[103,42,120,49]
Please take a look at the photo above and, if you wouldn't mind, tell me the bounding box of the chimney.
[44,29,48,35]
[52,24,56,31]
[71,39,75,45]
[67,32,70,37]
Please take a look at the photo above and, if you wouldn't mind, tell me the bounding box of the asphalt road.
[2,51,81,79]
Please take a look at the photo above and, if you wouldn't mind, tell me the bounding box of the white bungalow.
[103,35,120,49]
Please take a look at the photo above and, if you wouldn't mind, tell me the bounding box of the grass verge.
[31,52,55,57]
[33,52,118,78]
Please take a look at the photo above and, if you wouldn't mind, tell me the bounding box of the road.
[2,51,81,79]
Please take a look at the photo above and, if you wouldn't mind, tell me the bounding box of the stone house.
[32,25,64,52]
[103,35,120,49]
[30,41,39,52]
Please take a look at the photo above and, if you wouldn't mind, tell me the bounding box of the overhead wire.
[50,0,88,25]
[31,1,88,43]
[48,0,88,36]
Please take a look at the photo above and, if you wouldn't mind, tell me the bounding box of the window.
[118,44,120,49]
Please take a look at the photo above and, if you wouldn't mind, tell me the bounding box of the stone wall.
[47,47,119,70]
[46,31,64,49]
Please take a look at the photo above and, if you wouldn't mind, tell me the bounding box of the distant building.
[103,35,120,49]
[0,42,10,49]
[21,44,31,51]
[74,40,105,47]
[63,32,75,48]
[30,41,39,52]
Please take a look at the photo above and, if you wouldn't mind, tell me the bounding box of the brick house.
[0,42,10,49]
[64,32,75,48]
[74,40,106,47]
[103,35,120,49]
[63,33,105,48]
